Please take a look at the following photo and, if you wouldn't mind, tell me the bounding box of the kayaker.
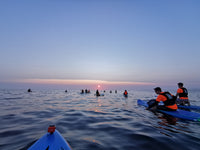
[147,87,177,111]
[176,82,190,106]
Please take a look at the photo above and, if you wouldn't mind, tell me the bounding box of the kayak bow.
[28,125,72,150]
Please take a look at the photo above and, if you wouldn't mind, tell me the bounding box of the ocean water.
[0,89,200,150]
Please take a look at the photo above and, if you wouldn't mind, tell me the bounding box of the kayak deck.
[28,129,71,150]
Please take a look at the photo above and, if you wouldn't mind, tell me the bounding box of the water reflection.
[1,89,200,150]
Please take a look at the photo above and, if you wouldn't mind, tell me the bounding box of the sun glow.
[10,78,156,89]
[15,79,154,85]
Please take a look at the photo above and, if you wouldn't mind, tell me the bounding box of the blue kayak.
[137,99,200,122]
[178,105,200,110]
[28,126,72,150]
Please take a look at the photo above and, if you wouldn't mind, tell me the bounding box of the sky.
[0,0,200,89]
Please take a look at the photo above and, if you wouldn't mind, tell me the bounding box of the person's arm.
[147,99,159,110]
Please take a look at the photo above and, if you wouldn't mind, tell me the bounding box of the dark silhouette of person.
[27,88,32,92]
[96,90,100,96]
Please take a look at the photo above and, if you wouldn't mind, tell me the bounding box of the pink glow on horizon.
[13,79,155,86]
[0,78,159,90]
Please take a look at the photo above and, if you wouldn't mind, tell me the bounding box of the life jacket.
[160,92,176,106]
[179,88,188,98]
[124,91,128,95]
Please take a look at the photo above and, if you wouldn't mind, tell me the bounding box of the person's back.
[157,91,177,110]
[149,87,177,111]
[124,90,128,97]
[96,90,100,96]
[176,82,190,106]
[124,90,128,95]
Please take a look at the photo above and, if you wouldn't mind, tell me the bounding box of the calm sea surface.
[0,89,200,150]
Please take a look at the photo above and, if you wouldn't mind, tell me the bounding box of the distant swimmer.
[96,90,100,96]
[85,89,88,93]
[147,87,177,111]
[124,90,128,97]
[176,82,190,106]
[81,89,84,94]
[27,88,32,92]
[65,90,68,93]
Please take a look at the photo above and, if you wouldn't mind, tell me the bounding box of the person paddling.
[176,82,190,106]
[147,87,177,111]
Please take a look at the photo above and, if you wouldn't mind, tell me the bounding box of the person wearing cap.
[176,82,190,106]
[147,87,178,111]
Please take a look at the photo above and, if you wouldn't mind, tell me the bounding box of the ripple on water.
[1,89,200,150]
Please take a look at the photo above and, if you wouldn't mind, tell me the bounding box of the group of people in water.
[27,82,189,112]
[81,89,91,94]
[95,89,128,97]
[147,82,190,111]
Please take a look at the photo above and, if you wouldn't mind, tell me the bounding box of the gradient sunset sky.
[0,0,200,89]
